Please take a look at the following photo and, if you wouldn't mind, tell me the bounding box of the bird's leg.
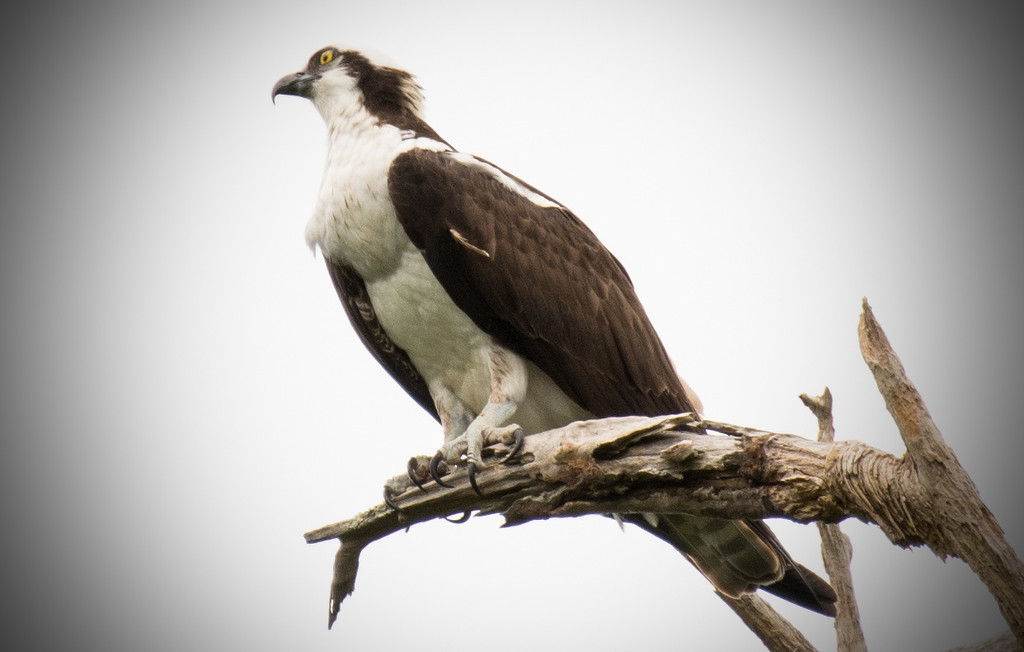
[426,386,474,487]
[463,400,519,494]
[459,350,528,493]
[430,349,527,493]
[394,378,524,505]
[429,402,518,487]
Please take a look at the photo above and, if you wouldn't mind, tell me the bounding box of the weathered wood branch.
[307,414,1021,641]
[720,593,817,651]
[305,415,931,546]
[305,301,1024,648]
[801,388,868,652]
[857,300,1024,646]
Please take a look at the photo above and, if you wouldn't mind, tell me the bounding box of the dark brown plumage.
[389,148,695,419]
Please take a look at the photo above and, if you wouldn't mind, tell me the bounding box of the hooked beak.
[272,71,318,103]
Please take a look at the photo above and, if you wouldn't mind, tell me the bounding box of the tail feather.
[760,562,838,617]
[624,513,837,617]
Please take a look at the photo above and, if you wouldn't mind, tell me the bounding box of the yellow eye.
[319,50,334,65]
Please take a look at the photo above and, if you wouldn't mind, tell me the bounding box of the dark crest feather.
[340,51,444,141]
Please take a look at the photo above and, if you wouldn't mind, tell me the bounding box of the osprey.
[273,47,837,616]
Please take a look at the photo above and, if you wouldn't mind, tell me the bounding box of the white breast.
[305,108,493,407]
[307,119,408,280]
[307,109,590,432]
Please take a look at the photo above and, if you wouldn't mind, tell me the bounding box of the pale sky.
[3,2,1022,650]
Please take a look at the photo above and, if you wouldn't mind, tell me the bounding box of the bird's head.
[272,47,427,131]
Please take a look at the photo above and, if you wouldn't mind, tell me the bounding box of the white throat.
[304,92,445,280]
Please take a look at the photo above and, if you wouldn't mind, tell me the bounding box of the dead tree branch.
[857,299,1024,646]
[304,301,1023,648]
[721,593,818,652]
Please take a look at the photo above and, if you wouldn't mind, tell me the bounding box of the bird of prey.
[273,47,837,616]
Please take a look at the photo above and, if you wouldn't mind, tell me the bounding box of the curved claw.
[429,452,454,488]
[407,457,428,493]
[500,427,526,463]
[445,511,472,524]
[468,462,484,496]
[382,487,405,515]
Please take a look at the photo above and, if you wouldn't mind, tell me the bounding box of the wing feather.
[388,149,694,418]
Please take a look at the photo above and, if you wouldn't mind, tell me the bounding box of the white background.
[3,2,1022,650]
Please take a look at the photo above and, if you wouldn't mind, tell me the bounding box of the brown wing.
[324,257,439,421]
[385,149,838,616]
[387,148,694,418]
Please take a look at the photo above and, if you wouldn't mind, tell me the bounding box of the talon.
[407,457,428,492]
[445,511,471,524]
[468,462,484,496]
[382,486,405,516]
[429,451,454,488]
[500,427,525,463]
